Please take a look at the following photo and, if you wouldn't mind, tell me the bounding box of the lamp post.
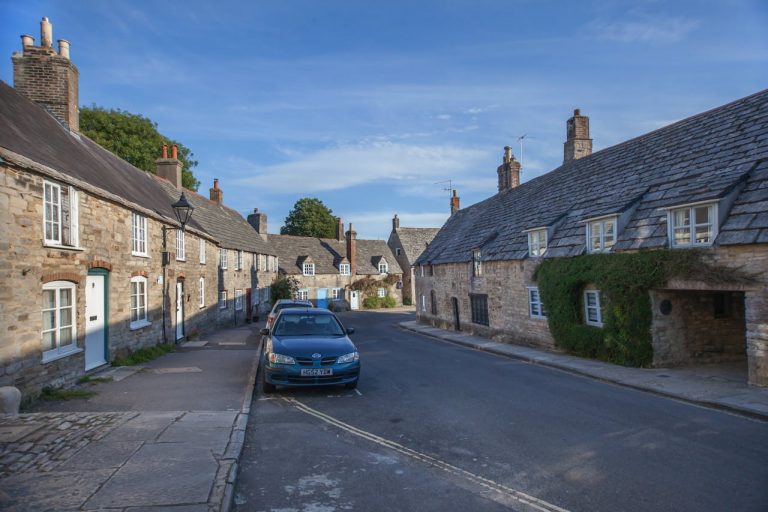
[161,192,194,343]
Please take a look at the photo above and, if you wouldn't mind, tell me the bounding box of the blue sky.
[1,1,767,239]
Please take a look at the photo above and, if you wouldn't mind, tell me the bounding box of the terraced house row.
[415,93,768,387]
[0,19,402,399]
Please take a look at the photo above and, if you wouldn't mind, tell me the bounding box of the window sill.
[43,243,84,252]
[129,319,152,331]
[176,258,187,262]
[42,346,83,364]
[132,252,150,258]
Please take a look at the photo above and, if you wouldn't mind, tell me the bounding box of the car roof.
[278,307,334,315]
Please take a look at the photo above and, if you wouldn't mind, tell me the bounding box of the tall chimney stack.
[497,146,521,193]
[247,208,268,237]
[13,17,80,131]
[450,190,460,215]
[392,214,400,231]
[155,145,182,189]
[346,224,357,276]
[209,179,223,206]
[563,108,592,164]
[336,217,345,241]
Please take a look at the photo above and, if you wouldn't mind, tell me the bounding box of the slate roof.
[418,89,768,265]
[0,80,273,255]
[392,227,441,263]
[267,235,403,276]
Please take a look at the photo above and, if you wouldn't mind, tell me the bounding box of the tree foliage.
[270,276,301,306]
[80,105,200,191]
[280,198,337,238]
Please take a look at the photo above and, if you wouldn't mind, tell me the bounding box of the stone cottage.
[415,93,768,387]
[247,212,403,309]
[387,214,441,304]
[0,18,276,398]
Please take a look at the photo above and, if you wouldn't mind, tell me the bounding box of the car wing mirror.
[346,327,355,335]
[260,328,270,336]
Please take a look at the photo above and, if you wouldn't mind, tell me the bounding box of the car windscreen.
[274,303,305,313]
[273,313,345,337]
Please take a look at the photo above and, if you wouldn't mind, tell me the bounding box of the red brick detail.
[87,260,113,272]
[41,272,81,284]
[177,272,186,280]
[131,270,149,278]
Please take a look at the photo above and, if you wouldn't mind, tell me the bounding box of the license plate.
[300,368,333,377]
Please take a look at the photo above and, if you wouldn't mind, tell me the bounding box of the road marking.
[354,389,363,396]
[282,397,570,512]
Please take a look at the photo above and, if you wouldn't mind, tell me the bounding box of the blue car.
[260,308,360,393]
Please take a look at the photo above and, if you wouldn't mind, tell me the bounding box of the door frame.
[451,297,461,331]
[85,268,109,369]
[176,279,185,340]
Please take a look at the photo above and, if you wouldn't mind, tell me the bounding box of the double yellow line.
[283,397,570,512]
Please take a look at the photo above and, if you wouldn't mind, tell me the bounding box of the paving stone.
[0,468,114,512]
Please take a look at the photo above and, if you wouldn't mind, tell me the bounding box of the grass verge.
[40,387,96,401]
[112,343,174,366]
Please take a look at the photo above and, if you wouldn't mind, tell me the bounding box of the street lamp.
[161,192,195,343]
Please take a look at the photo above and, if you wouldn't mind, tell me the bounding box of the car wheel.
[263,377,276,394]
[344,379,358,390]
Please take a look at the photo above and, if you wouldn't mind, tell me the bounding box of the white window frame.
[332,288,343,300]
[303,262,315,276]
[379,261,389,274]
[129,276,150,329]
[131,212,148,256]
[43,181,79,248]
[297,289,309,301]
[668,202,718,248]
[420,294,426,311]
[584,290,603,327]
[219,290,228,309]
[472,249,482,277]
[527,229,548,257]
[220,248,228,269]
[420,265,425,277]
[41,281,79,362]
[234,250,242,270]
[258,254,266,271]
[527,287,547,319]
[339,263,350,276]
[199,277,205,308]
[377,287,386,298]
[176,230,186,261]
[586,217,617,253]
[235,289,244,311]
[199,239,206,264]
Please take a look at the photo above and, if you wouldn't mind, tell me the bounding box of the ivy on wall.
[533,250,752,367]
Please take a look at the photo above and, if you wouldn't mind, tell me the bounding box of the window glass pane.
[695,225,712,244]
[674,227,691,245]
[59,327,72,345]
[42,331,56,351]
[586,292,596,306]
[674,209,690,228]
[587,308,598,322]
[694,206,710,225]
[60,307,72,328]
[60,288,72,307]
[43,310,56,330]
[43,290,56,309]
[604,221,615,244]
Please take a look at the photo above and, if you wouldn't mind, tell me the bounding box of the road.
[234,310,768,512]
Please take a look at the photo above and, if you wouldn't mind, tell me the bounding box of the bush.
[362,296,380,309]
[381,296,397,308]
[402,297,412,306]
[270,275,300,306]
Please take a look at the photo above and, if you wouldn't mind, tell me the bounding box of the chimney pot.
[162,144,168,159]
[171,145,178,160]
[392,214,400,231]
[20,35,34,49]
[574,108,581,116]
[57,39,70,59]
[346,224,357,275]
[214,179,219,189]
[40,17,52,48]
[450,190,461,215]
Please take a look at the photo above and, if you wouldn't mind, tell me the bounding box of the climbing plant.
[533,249,752,367]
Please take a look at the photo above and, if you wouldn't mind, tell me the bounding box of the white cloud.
[234,141,488,194]
[586,16,700,44]
[338,211,450,240]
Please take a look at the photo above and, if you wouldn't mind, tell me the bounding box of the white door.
[350,291,359,310]
[85,275,107,370]
[176,281,185,340]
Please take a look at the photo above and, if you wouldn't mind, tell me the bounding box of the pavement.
[399,320,768,421]
[0,321,263,512]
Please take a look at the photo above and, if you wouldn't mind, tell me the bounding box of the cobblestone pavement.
[0,411,137,476]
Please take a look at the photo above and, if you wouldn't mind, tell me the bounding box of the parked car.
[266,299,313,328]
[261,308,359,393]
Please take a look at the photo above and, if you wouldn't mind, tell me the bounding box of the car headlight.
[337,351,359,364]
[268,353,295,365]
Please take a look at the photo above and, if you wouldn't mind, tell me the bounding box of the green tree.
[80,105,200,191]
[280,198,337,238]
[270,276,300,305]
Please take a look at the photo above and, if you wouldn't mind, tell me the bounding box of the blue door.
[316,288,328,309]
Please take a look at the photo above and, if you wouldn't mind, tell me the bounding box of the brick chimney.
[155,144,182,189]
[564,108,592,164]
[336,217,345,241]
[247,208,268,235]
[392,214,400,231]
[497,146,521,193]
[12,17,80,131]
[209,179,223,206]
[346,224,357,276]
[450,190,460,215]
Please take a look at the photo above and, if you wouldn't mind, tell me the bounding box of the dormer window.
[339,263,350,276]
[379,260,389,274]
[303,262,315,276]
[527,229,548,257]
[472,249,482,276]
[668,203,717,248]
[586,217,616,253]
